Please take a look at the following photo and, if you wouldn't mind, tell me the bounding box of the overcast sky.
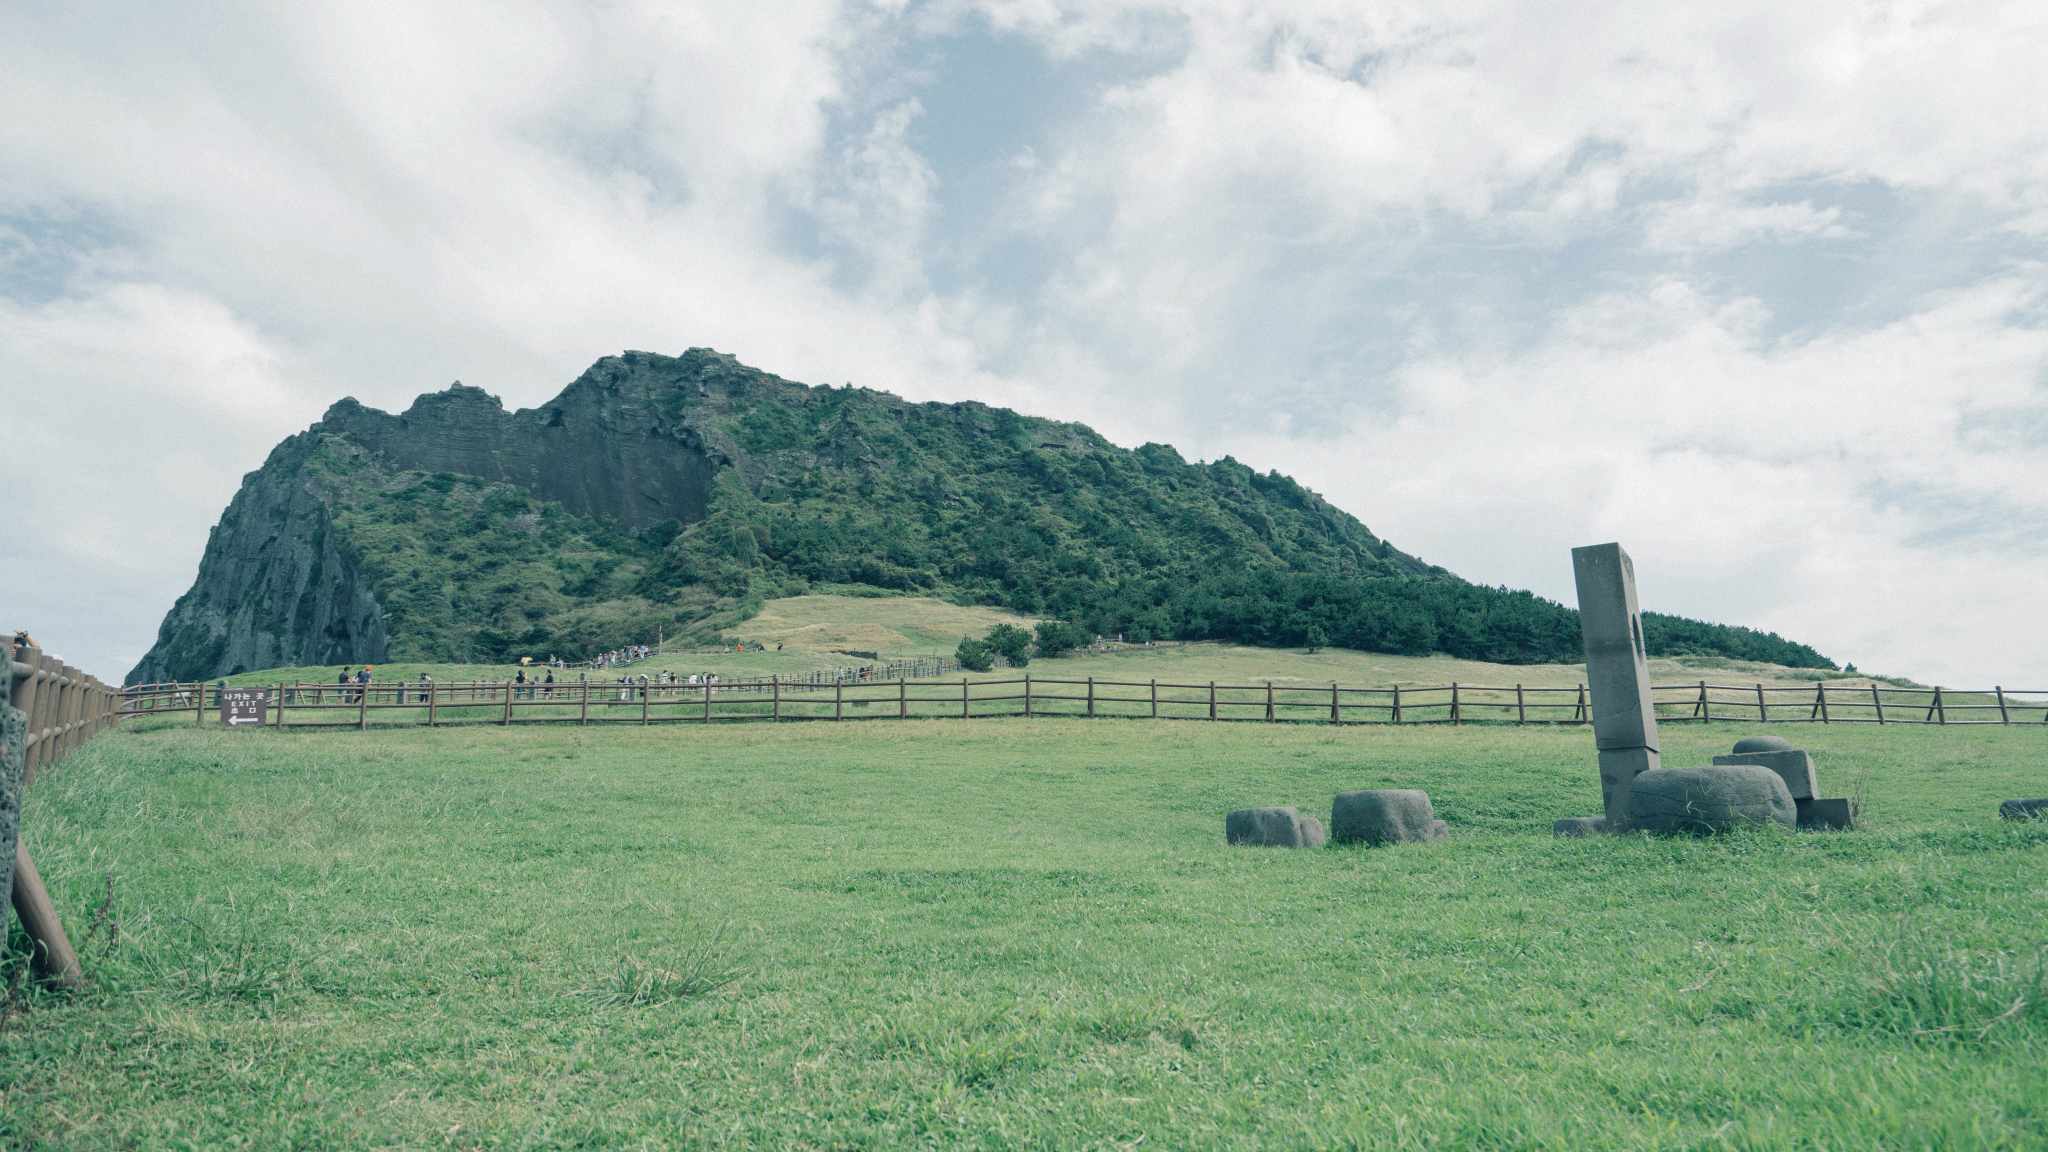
[5,0,2045,687]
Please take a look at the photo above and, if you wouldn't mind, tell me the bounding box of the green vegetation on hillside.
[202,350,1833,673]
[332,355,1832,667]
[6,721,2043,1146]
[315,448,758,664]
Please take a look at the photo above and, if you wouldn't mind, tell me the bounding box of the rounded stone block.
[1226,807,1326,848]
[1331,789,1449,846]
[1627,765,1795,834]
[1731,735,1794,754]
[1553,817,1608,837]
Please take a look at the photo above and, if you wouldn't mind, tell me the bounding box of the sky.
[4,0,2046,687]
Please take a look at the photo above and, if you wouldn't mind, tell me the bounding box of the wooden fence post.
[428,681,438,727]
[772,676,780,723]
[704,680,713,723]
[1452,682,1462,725]
[1208,681,1216,721]
[1265,682,1274,723]
[1818,683,1830,723]
[1701,681,1712,722]
[899,677,907,720]
[1088,677,1097,719]
[1332,683,1341,725]
[10,842,83,990]
[1024,675,1032,717]
[195,678,205,725]
[835,681,843,721]
[361,680,372,730]
[962,677,969,719]
[1996,686,2009,725]
[1392,684,1402,725]
[643,679,652,725]
[1153,680,1160,720]
[1933,687,1945,725]
[1871,682,1885,724]
[1515,684,1525,726]
[1757,683,1768,723]
[500,680,512,727]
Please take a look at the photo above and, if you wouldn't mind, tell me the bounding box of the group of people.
[511,668,558,699]
[336,665,373,702]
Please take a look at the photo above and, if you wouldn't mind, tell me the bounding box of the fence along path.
[7,637,122,989]
[117,674,2048,729]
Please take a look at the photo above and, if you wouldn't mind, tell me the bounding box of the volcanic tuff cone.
[131,348,1834,684]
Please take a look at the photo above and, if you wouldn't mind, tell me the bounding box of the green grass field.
[4,715,2045,1149]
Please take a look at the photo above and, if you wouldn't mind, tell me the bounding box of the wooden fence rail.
[7,636,123,989]
[115,675,2048,730]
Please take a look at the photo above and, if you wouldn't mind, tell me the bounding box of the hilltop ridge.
[129,349,1833,683]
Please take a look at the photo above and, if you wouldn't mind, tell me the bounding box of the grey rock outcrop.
[127,434,390,684]
[1331,789,1449,845]
[1627,765,1796,834]
[2000,799,2048,821]
[129,351,753,684]
[1226,807,1326,848]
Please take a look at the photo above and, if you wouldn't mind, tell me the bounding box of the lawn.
[4,716,2045,1149]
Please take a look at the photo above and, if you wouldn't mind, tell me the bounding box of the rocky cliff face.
[128,349,763,683]
[129,432,391,683]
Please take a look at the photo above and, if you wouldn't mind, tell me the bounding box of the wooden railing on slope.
[114,675,2048,730]
[7,637,123,989]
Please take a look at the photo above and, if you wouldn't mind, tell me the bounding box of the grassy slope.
[198,594,1899,698]
[5,718,2046,1149]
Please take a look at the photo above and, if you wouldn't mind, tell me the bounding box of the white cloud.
[2,0,2046,686]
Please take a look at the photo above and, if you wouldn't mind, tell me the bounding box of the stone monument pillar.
[1572,543,1660,827]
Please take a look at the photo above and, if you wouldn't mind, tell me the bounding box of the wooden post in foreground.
[11,842,83,989]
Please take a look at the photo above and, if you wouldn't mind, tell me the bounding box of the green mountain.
[129,348,1834,683]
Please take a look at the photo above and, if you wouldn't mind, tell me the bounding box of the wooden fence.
[116,675,2048,729]
[6,638,122,989]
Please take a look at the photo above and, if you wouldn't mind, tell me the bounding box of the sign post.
[220,687,268,727]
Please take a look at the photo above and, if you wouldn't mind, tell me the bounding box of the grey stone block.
[1553,817,1608,837]
[1626,765,1796,834]
[1731,735,1794,754]
[1573,543,1660,826]
[1713,750,1818,800]
[1331,789,1449,846]
[1798,798,1853,830]
[1999,798,2048,821]
[1226,807,1326,848]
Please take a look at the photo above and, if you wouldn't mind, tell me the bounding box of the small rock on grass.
[1628,765,1796,834]
[1999,798,2048,821]
[1731,735,1795,754]
[1331,789,1449,846]
[1226,807,1326,848]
